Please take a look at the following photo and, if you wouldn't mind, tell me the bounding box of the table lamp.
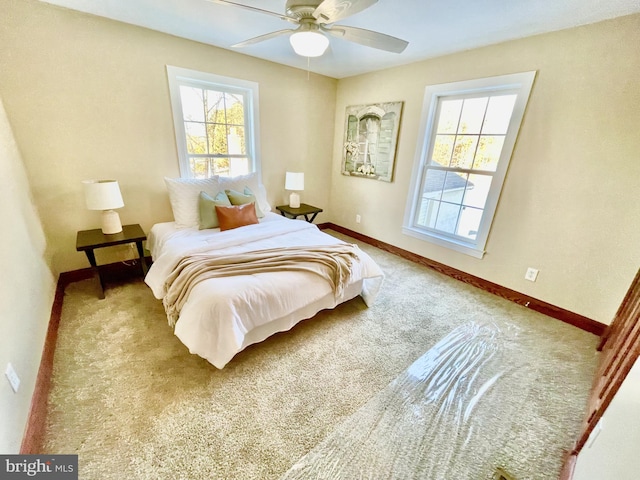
[83,180,124,234]
[285,172,304,208]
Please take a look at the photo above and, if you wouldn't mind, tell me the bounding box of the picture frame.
[341,101,403,182]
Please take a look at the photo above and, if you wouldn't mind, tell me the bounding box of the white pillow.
[164,176,220,228]
[217,172,271,214]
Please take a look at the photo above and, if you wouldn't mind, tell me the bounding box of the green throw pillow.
[198,191,231,229]
[225,187,264,218]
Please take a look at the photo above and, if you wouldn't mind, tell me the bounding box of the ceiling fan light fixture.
[289,30,329,57]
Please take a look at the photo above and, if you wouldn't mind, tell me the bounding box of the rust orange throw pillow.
[215,203,259,231]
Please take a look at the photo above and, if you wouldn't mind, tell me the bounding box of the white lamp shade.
[83,180,124,210]
[289,31,329,57]
[285,172,304,191]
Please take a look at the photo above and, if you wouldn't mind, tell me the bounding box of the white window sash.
[166,65,261,179]
[403,71,536,258]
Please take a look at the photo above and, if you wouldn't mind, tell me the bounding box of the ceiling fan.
[209,0,408,57]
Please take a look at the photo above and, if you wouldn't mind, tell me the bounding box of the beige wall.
[573,357,640,480]
[0,0,337,274]
[329,14,640,324]
[0,96,56,453]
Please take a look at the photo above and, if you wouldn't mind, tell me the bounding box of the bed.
[144,173,384,368]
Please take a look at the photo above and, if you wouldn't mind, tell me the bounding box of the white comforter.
[145,213,384,368]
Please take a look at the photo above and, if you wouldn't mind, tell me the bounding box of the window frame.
[166,65,261,179]
[403,71,536,258]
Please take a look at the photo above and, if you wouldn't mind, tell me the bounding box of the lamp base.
[101,210,122,234]
[289,192,300,209]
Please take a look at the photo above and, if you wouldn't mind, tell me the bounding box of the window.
[166,65,260,178]
[403,72,536,258]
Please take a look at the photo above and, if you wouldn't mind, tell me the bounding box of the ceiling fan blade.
[231,29,295,48]
[207,0,298,24]
[323,25,408,53]
[313,0,378,23]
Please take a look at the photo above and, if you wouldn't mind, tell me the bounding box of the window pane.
[431,135,455,166]
[228,157,249,177]
[213,157,230,176]
[225,93,245,126]
[458,97,488,134]
[422,169,447,200]
[436,99,462,134]
[482,95,516,134]
[435,202,461,234]
[207,123,228,155]
[416,198,439,229]
[451,135,478,169]
[473,135,505,171]
[462,174,492,208]
[180,86,205,122]
[456,206,483,240]
[185,122,206,154]
[442,172,468,204]
[189,157,214,179]
[227,126,246,155]
[205,90,226,123]
[188,156,240,178]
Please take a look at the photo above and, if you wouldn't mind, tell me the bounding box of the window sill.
[402,226,486,259]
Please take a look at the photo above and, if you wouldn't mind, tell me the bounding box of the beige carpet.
[43,232,599,479]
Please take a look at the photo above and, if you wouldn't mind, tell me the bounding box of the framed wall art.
[341,101,403,182]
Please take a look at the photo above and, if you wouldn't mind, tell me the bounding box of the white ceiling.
[40,0,640,78]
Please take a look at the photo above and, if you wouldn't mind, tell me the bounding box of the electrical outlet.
[355,214,361,224]
[525,267,539,282]
[5,363,20,393]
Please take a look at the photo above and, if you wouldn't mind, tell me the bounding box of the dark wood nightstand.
[76,224,148,299]
[276,203,323,223]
